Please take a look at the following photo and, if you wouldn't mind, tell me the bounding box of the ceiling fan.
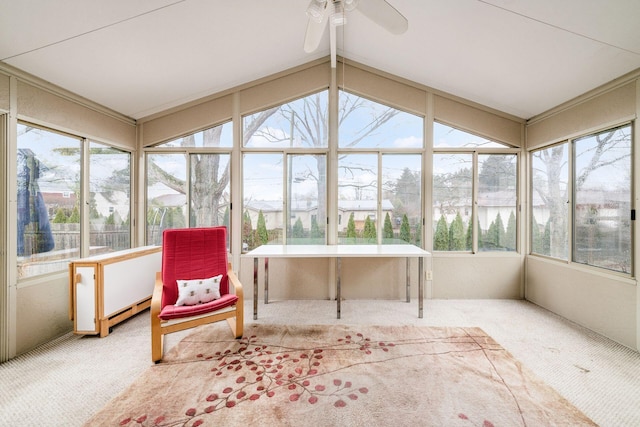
[303,0,408,68]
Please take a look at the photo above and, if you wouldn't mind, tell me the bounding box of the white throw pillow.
[175,275,222,306]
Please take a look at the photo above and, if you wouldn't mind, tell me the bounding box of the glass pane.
[531,144,568,259]
[338,154,378,244]
[574,125,631,273]
[433,153,473,251]
[243,91,328,148]
[157,122,232,147]
[287,154,327,244]
[243,153,283,249]
[146,153,187,245]
[434,122,510,148]
[382,154,422,245]
[17,124,81,279]
[339,91,423,149]
[89,142,131,253]
[190,153,231,247]
[478,154,518,251]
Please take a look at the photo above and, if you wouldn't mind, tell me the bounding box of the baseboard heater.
[69,246,162,337]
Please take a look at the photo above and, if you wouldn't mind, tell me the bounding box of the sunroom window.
[17,123,132,279]
[146,123,233,248]
[433,122,518,252]
[529,123,632,274]
[242,91,328,249]
[338,90,423,245]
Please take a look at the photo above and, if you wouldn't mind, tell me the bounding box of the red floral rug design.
[86,324,595,426]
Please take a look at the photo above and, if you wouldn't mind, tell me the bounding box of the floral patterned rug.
[86,323,595,426]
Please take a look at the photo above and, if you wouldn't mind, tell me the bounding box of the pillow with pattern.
[175,274,223,306]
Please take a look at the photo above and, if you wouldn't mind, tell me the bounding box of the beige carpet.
[86,322,595,426]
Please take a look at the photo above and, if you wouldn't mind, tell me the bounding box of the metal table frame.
[242,244,431,320]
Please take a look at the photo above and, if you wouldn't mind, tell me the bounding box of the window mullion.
[568,139,575,265]
[377,152,382,244]
[284,152,289,243]
[80,138,90,258]
[472,151,479,254]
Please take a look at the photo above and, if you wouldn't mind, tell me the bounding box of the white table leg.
[406,257,410,303]
[253,257,258,320]
[264,257,269,304]
[336,257,341,319]
[418,256,424,318]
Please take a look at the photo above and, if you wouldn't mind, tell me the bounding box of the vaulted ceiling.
[2,0,640,120]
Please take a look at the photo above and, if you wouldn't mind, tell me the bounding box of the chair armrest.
[150,271,163,318]
[227,262,244,300]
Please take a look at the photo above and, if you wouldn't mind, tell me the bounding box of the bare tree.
[148,91,401,234]
[532,128,631,262]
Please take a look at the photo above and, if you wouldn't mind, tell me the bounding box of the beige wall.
[434,95,523,147]
[527,80,637,149]
[16,274,70,355]
[0,72,9,112]
[526,257,637,349]
[432,255,522,299]
[17,80,136,149]
[139,60,524,147]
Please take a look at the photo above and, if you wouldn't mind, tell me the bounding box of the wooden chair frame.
[151,262,243,363]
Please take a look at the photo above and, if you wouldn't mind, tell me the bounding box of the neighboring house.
[41,191,77,218]
[92,191,130,223]
[476,190,517,230]
[244,199,395,233]
[337,200,394,232]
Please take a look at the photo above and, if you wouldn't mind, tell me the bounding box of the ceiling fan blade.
[303,4,330,53]
[356,0,408,35]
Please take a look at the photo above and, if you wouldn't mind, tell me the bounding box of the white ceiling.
[1,0,640,120]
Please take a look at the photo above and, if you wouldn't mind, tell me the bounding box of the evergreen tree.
[485,220,497,249]
[434,215,449,250]
[485,213,505,250]
[88,196,101,219]
[310,216,322,239]
[383,212,394,240]
[414,221,422,246]
[363,216,376,242]
[292,217,304,238]
[68,206,80,223]
[256,210,268,245]
[163,207,185,228]
[400,214,411,243]
[105,213,116,225]
[465,219,473,250]
[223,206,230,229]
[479,155,516,192]
[53,208,67,224]
[494,212,505,248]
[531,214,542,253]
[393,168,420,207]
[449,212,465,250]
[346,213,356,239]
[243,210,254,250]
[505,211,516,251]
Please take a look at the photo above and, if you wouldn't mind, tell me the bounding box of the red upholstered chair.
[151,226,243,362]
